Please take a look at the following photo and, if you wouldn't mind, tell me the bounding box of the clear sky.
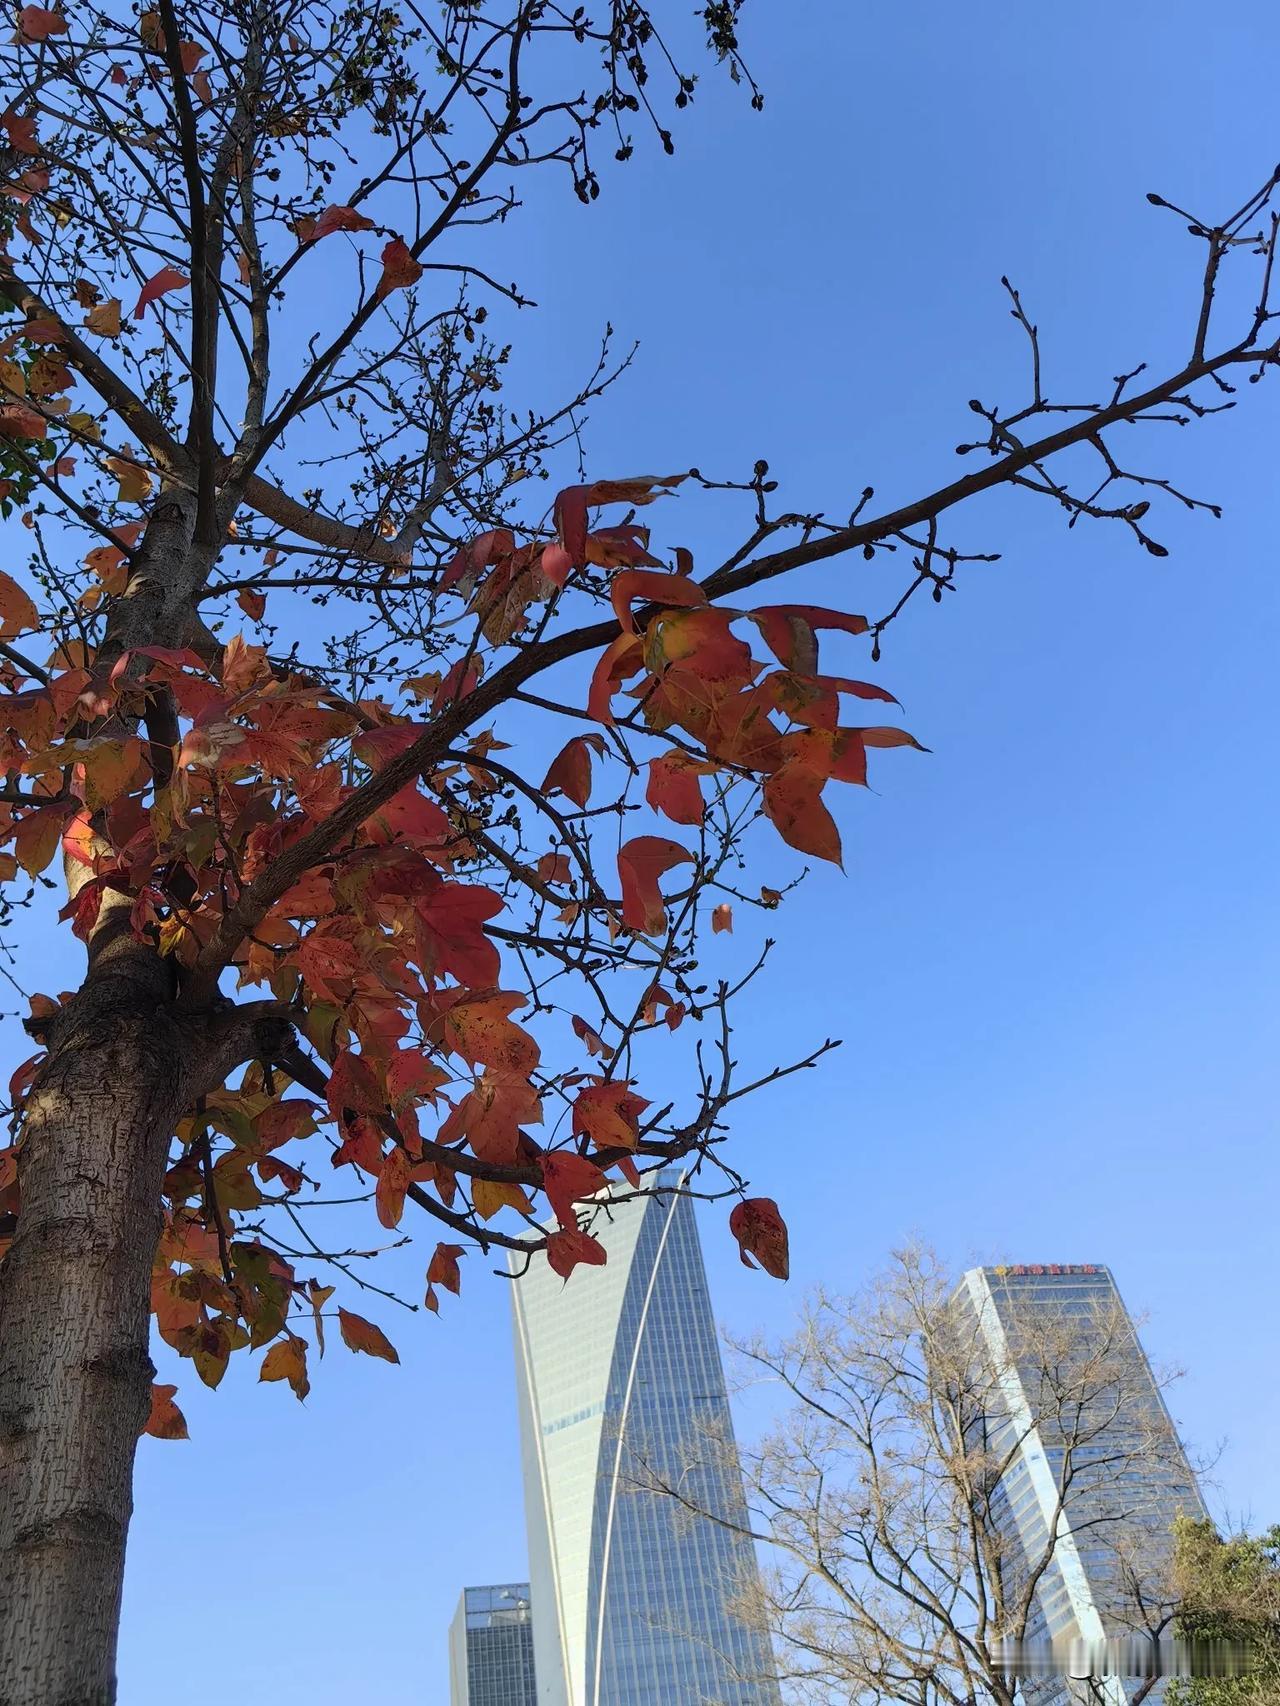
[13,1,1279,1700]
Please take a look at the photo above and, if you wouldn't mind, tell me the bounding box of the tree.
[1169,1519,1280,1706]
[635,1250,1203,1706]
[0,0,1276,1697]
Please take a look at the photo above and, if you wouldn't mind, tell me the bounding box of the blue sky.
[14,1,1280,1699]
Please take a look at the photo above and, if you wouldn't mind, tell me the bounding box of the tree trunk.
[0,951,187,1706]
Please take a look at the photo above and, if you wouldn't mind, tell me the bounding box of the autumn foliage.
[0,472,920,1415]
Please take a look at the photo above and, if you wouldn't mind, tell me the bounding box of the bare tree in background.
[639,1250,1203,1706]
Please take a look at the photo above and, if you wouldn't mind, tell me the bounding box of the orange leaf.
[0,570,38,638]
[375,1145,412,1229]
[85,299,122,337]
[237,587,266,620]
[712,902,733,933]
[729,1197,789,1279]
[259,1335,310,1399]
[142,1383,189,1440]
[338,1307,399,1363]
[545,1226,608,1279]
[431,990,540,1076]
[473,1177,531,1220]
[426,1241,464,1296]
[617,835,694,935]
[540,1151,607,1228]
[13,805,68,876]
[762,765,842,865]
[376,236,423,299]
[571,1080,650,1151]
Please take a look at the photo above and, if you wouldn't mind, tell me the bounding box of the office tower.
[448,1582,537,1706]
[950,1264,1207,1703]
[509,1180,781,1706]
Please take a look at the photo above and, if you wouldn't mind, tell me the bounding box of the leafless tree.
[639,1250,1204,1706]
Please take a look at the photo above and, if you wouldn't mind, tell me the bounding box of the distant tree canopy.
[1170,1519,1280,1706]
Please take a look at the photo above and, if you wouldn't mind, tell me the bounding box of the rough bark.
[0,946,183,1703]
[0,924,284,1703]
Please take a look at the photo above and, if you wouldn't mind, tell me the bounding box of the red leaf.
[142,1383,189,1440]
[431,657,479,712]
[610,569,707,633]
[416,882,503,987]
[540,542,574,589]
[17,6,67,39]
[305,204,375,243]
[541,733,605,809]
[617,835,694,935]
[537,852,571,885]
[712,902,733,933]
[553,486,589,568]
[751,605,869,672]
[540,1151,607,1228]
[376,236,423,299]
[645,752,706,826]
[545,1227,608,1279]
[1,106,39,156]
[0,404,47,442]
[729,1197,789,1279]
[236,588,266,620]
[586,632,644,725]
[325,1048,383,1125]
[338,1307,399,1362]
[134,265,190,319]
[385,1050,448,1114]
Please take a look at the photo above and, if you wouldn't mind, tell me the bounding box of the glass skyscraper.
[448,1582,538,1706]
[509,1180,781,1706]
[950,1264,1207,1703]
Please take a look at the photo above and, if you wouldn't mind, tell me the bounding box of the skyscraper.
[509,1180,781,1706]
[448,1582,538,1706]
[950,1264,1207,1702]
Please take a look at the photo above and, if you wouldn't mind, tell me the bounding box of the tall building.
[448,1582,537,1706]
[509,1180,781,1706]
[950,1263,1207,1702]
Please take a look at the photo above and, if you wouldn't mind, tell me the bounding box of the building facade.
[509,1181,781,1706]
[448,1582,538,1706]
[950,1264,1207,1703]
